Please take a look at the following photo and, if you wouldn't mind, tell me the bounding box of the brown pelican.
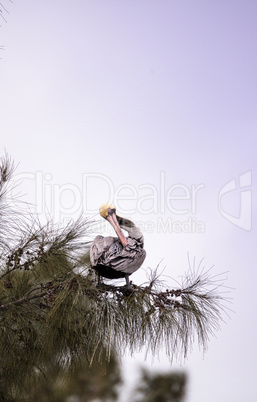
[90,203,146,288]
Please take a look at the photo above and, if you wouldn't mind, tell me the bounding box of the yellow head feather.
[99,203,115,218]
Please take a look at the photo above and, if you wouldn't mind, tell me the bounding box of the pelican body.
[90,204,146,287]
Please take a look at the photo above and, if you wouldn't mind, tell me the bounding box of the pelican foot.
[119,284,134,295]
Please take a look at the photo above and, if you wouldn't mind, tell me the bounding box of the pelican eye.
[108,207,116,215]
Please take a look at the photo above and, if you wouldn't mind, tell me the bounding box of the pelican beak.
[106,208,128,247]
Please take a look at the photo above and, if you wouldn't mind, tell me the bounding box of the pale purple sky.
[1,1,257,401]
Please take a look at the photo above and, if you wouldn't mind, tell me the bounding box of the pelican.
[90,203,146,288]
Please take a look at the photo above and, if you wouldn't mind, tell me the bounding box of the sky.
[1,1,257,401]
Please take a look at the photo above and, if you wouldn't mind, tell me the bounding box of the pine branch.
[0,0,12,23]
[88,265,230,360]
[0,286,48,310]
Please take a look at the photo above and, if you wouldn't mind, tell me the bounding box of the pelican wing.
[90,235,117,266]
[90,235,146,275]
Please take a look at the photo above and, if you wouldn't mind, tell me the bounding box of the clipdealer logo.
[9,171,206,233]
[8,170,252,233]
[218,171,252,231]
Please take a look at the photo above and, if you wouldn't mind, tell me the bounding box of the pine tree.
[0,155,229,400]
[133,368,187,402]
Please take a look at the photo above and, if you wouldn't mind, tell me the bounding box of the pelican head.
[99,203,128,247]
[99,203,116,219]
